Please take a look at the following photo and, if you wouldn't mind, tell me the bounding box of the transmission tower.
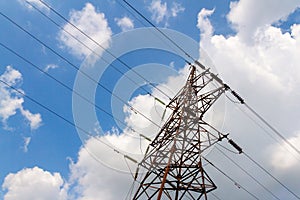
[133,66,228,200]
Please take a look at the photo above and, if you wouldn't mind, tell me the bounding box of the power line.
[0,11,162,131]
[0,78,117,156]
[4,2,298,198]
[210,193,222,200]
[201,156,260,200]
[221,134,300,199]
[119,0,300,161]
[31,0,300,192]
[0,69,142,172]
[26,0,162,103]
[223,84,300,159]
[244,103,300,156]
[215,146,281,200]
[202,122,298,199]
[37,0,173,101]
[0,42,145,140]
[115,0,189,62]
[232,102,300,162]
[121,0,196,64]
[243,151,300,200]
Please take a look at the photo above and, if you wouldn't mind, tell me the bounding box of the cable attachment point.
[140,134,151,142]
[134,166,140,180]
[231,90,245,104]
[234,182,241,189]
[218,133,229,141]
[224,83,230,91]
[124,155,138,163]
[194,60,206,70]
[210,73,223,85]
[154,97,166,106]
[228,139,243,154]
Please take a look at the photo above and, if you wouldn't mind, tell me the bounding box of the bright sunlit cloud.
[2,167,66,200]
[115,16,134,32]
[0,66,42,130]
[58,3,112,59]
[2,1,300,199]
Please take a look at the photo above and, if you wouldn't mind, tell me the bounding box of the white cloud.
[67,66,190,199]
[227,0,300,43]
[149,0,168,24]
[198,19,300,95]
[171,2,185,17]
[5,1,300,199]
[124,94,154,130]
[0,65,22,86]
[67,137,136,200]
[20,107,42,130]
[169,61,175,68]
[2,167,66,200]
[44,64,60,72]
[291,23,300,38]
[115,16,134,32]
[148,0,184,25]
[0,66,42,130]
[270,132,300,169]
[58,3,112,60]
[197,8,215,39]
[23,137,31,153]
[18,0,50,12]
[197,3,300,198]
[0,95,23,124]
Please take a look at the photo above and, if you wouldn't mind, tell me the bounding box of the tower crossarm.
[197,86,225,119]
[133,66,226,200]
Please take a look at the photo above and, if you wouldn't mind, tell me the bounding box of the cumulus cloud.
[197,8,215,39]
[227,0,300,42]
[115,16,134,32]
[66,65,191,199]
[67,137,135,200]
[198,11,300,96]
[5,1,300,199]
[18,0,50,12]
[20,107,42,130]
[148,0,185,25]
[2,167,66,200]
[58,3,112,59]
[149,0,167,24]
[0,66,42,130]
[197,3,300,199]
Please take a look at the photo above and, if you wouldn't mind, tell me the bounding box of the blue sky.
[1,0,300,199]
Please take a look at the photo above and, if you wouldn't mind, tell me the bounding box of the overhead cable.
[215,146,281,200]
[243,151,300,199]
[26,0,163,103]
[0,11,162,131]
[0,42,150,142]
[37,0,173,101]
[244,103,300,156]
[121,0,196,64]
[202,156,260,200]
[0,78,119,157]
[206,125,299,199]
[119,0,300,160]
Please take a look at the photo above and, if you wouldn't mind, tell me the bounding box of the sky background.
[0,0,300,199]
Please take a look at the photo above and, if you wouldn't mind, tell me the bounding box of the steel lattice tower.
[133,66,228,200]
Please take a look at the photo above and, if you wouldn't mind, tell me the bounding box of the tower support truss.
[133,66,227,200]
